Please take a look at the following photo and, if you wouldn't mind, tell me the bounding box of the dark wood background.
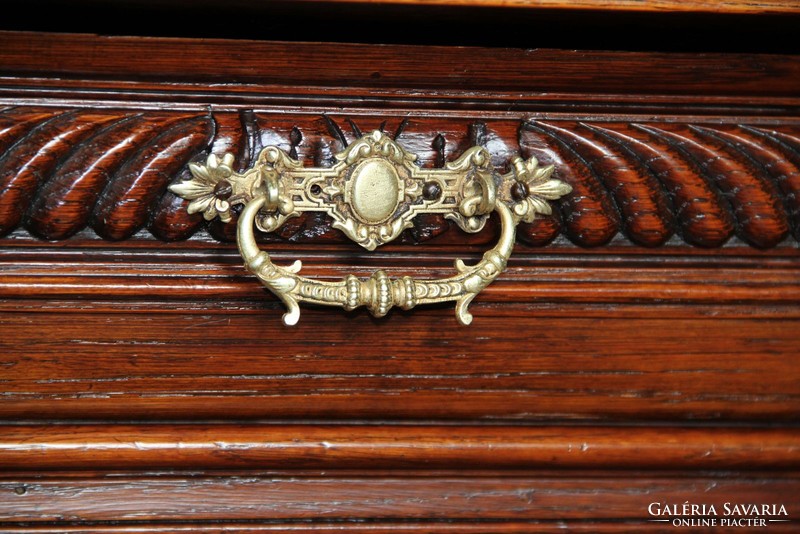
[0,26,798,532]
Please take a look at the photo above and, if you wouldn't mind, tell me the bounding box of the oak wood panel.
[2,32,800,97]
[1,310,798,422]
[1,474,797,522]
[4,520,795,534]
[2,425,798,471]
[288,0,800,13]
[4,77,800,110]
[0,524,763,534]
[3,9,800,58]
[1,524,797,534]
[2,246,799,307]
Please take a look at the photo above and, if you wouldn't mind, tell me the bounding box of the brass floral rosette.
[171,130,571,325]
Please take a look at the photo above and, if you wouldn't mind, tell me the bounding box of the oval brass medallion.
[349,158,400,223]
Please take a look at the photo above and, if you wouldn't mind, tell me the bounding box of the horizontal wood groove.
[0,524,768,534]
[1,246,798,308]
[1,32,800,97]
[1,425,798,471]
[0,473,797,523]
[3,519,744,534]
[4,80,800,111]
[285,0,800,14]
[0,528,792,534]
[0,524,797,534]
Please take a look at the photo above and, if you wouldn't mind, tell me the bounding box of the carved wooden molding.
[3,425,798,471]
[0,106,798,249]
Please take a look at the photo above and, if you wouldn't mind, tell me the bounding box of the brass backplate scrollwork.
[171,130,571,325]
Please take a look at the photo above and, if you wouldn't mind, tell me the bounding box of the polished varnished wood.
[289,0,800,13]
[3,246,799,308]
[2,309,799,421]
[2,32,800,96]
[3,474,798,522]
[0,30,798,532]
[0,525,796,534]
[5,2,799,56]
[3,426,799,470]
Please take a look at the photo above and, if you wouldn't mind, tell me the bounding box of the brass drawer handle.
[171,131,571,325]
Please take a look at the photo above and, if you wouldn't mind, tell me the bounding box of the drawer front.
[0,31,798,532]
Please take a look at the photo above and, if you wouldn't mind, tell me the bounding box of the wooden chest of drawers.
[1,3,799,530]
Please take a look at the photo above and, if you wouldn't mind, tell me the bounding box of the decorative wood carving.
[1,106,798,248]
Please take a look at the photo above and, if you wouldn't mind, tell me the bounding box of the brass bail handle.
[170,130,571,325]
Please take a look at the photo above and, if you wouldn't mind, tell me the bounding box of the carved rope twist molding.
[1,107,798,249]
[170,130,572,325]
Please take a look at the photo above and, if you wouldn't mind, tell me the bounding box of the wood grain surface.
[0,30,798,531]
[286,0,800,13]
[2,32,800,95]
[0,524,796,534]
[2,474,797,522]
[3,246,799,308]
[2,425,799,470]
[3,4,799,57]
[2,308,798,422]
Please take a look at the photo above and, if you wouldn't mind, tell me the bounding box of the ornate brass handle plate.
[170,131,571,325]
